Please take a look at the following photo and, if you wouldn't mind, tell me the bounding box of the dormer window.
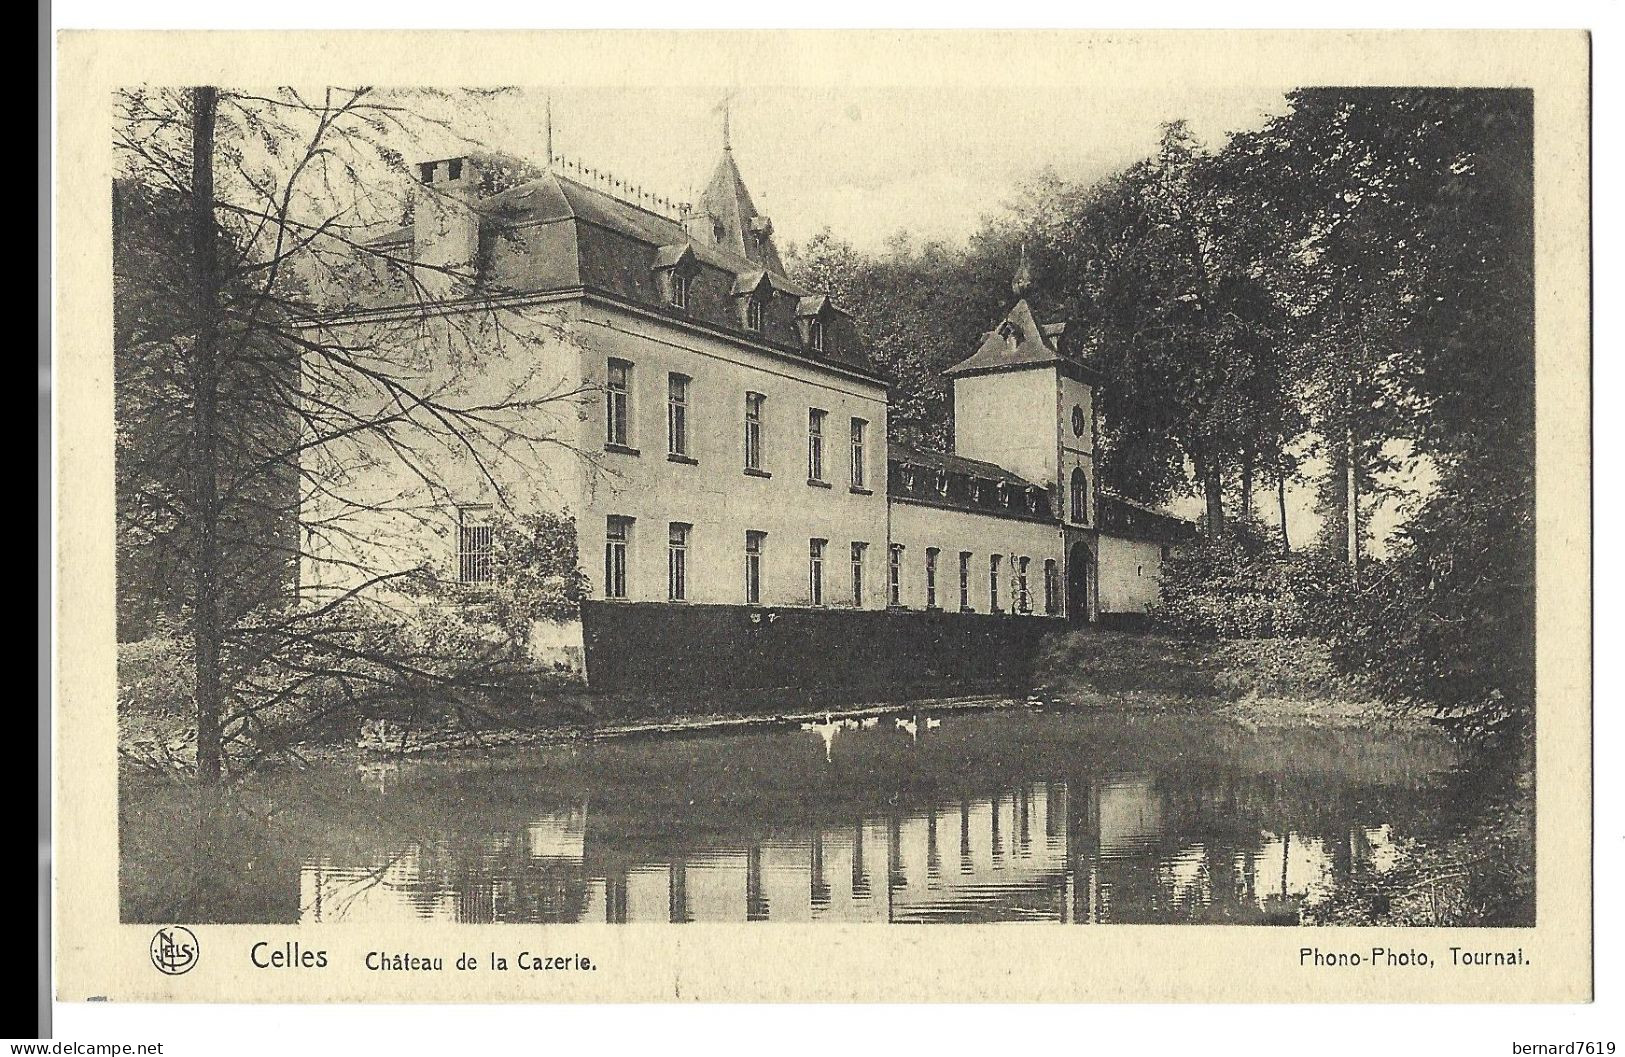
[796,295,843,356]
[653,244,698,313]
[733,271,775,333]
[936,470,949,497]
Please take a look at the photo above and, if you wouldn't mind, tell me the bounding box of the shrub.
[121,509,596,768]
[117,625,195,717]
[1323,477,1533,743]
[1151,526,1348,640]
[435,508,589,648]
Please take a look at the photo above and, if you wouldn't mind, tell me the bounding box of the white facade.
[573,301,890,609]
[887,499,1064,616]
[1097,534,1171,616]
[302,147,1193,661]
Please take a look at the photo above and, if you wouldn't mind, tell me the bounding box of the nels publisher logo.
[149,926,199,976]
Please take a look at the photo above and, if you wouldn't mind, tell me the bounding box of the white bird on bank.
[801,718,842,762]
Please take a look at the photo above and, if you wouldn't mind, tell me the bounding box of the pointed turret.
[688,141,784,273]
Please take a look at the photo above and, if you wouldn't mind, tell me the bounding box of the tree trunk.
[1277,471,1290,553]
[1203,460,1225,538]
[189,86,224,785]
[1344,422,1360,589]
[1239,452,1255,524]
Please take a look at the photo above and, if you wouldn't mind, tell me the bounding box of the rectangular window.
[746,296,764,332]
[1044,559,1060,615]
[850,418,866,489]
[888,544,904,607]
[604,516,632,599]
[606,358,631,448]
[809,539,826,606]
[670,271,689,309]
[851,542,867,606]
[808,408,826,481]
[744,392,764,471]
[668,523,690,602]
[809,317,825,352]
[457,506,494,585]
[745,531,766,605]
[925,548,939,609]
[989,554,1002,611]
[1017,556,1031,614]
[959,552,972,611]
[667,373,690,457]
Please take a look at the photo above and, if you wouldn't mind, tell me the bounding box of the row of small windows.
[906,547,1059,615]
[891,463,1082,524]
[460,505,1064,617]
[607,358,867,488]
[597,516,1058,615]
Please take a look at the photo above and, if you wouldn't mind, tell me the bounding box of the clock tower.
[944,298,1100,530]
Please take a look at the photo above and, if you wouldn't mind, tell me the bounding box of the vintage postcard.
[53,29,1590,1003]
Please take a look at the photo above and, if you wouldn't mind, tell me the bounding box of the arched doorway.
[1067,541,1093,624]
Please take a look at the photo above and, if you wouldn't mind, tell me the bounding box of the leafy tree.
[788,228,1014,450]
[1261,89,1535,737]
[1018,123,1297,531]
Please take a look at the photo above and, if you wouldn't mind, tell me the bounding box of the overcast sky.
[442,84,1295,253]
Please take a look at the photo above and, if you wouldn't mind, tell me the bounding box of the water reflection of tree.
[1304,744,1534,926]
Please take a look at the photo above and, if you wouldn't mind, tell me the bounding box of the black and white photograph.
[50,27,1593,1014]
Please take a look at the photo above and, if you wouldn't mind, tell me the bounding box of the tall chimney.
[411,156,482,299]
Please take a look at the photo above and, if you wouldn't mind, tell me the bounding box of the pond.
[121,704,1500,926]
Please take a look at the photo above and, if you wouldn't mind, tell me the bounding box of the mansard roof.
[357,165,875,378]
[1098,492,1199,542]
[888,442,1055,523]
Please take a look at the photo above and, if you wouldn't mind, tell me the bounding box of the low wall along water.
[579,601,1057,698]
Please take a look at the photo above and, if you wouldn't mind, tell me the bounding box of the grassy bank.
[1031,628,1409,729]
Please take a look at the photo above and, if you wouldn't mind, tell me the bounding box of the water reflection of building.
[297,772,1403,927]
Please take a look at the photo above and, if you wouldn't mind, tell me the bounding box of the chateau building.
[303,129,1192,685]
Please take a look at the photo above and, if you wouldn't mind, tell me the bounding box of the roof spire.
[713,89,736,152]
[544,94,554,167]
[1012,241,1037,298]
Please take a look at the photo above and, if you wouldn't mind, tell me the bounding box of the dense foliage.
[1151,524,1347,641]
[789,89,1535,742]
